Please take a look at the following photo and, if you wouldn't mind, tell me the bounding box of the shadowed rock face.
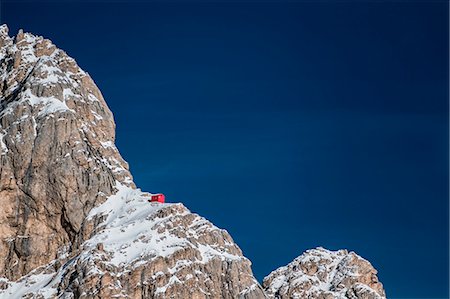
[262,247,386,299]
[0,25,266,299]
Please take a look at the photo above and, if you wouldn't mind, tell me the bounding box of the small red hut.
[149,193,165,203]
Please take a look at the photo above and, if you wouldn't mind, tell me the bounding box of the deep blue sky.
[2,1,448,298]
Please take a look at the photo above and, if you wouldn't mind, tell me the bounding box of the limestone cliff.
[0,24,135,282]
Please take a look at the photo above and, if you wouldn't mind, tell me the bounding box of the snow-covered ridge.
[0,185,252,298]
[85,183,243,267]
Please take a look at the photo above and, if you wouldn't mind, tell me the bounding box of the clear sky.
[2,1,448,298]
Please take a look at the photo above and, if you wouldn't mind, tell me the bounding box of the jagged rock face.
[1,186,265,298]
[0,25,266,299]
[262,247,386,299]
[0,24,134,280]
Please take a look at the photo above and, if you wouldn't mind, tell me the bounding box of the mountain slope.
[2,184,264,298]
[0,25,265,298]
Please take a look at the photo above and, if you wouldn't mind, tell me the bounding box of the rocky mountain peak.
[262,247,386,299]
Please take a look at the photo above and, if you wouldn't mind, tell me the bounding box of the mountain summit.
[263,247,386,299]
[0,25,385,299]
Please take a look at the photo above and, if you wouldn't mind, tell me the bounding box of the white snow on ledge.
[85,183,242,267]
[23,89,74,117]
[1,89,75,118]
[85,184,187,266]
[0,272,57,299]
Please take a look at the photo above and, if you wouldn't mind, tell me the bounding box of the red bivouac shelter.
[149,193,165,203]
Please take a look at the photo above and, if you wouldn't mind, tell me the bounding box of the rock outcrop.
[262,247,386,299]
[0,25,265,298]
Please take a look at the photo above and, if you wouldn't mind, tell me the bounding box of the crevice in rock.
[60,207,77,251]
[0,57,41,113]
